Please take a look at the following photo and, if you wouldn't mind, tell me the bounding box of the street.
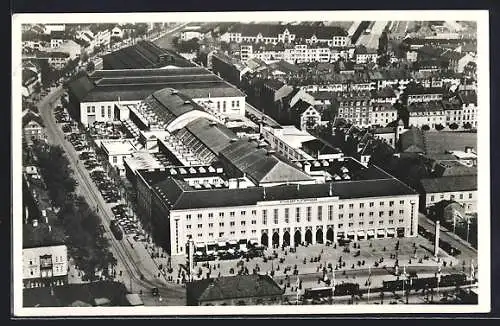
[37,87,186,305]
[418,213,477,261]
[356,21,389,49]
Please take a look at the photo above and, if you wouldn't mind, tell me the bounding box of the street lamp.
[466,217,471,243]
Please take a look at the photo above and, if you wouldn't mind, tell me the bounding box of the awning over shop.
[347,231,355,236]
[357,231,365,237]
[228,240,238,245]
[195,243,205,249]
[250,239,259,245]
[367,230,375,236]
[377,229,385,236]
[217,241,227,247]
[195,251,203,256]
[387,228,395,235]
[336,231,345,238]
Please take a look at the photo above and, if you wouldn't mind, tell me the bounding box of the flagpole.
[367,266,371,304]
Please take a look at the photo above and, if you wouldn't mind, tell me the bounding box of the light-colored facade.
[424,190,477,213]
[100,139,137,175]
[406,91,444,105]
[369,104,398,126]
[408,109,445,128]
[261,126,316,161]
[355,52,378,64]
[23,244,68,288]
[168,192,419,256]
[221,26,349,47]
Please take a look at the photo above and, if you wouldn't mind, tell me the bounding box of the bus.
[110,220,123,240]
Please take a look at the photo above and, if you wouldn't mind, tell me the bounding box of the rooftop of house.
[266,125,316,150]
[186,274,284,303]
[22,110,44,128]
[227,23,348,38]
[399,127,426,153]
[420,175,477,193]
[407,101,445,113]
[23,222,65,249]
[458,90,477,106]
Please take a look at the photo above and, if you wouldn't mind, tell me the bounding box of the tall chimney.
[434,220,440,257]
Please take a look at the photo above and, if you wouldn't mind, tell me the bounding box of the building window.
[306,207,312,222]
[389,210,394,217]
[251,210,257,215]
[208,213,213,218]
[379,212,384,217]
[186,225,191,229]
[113,156,117,163]
[339,204,344,210]
[197,213,202,219]
[380,201,384,206]
[360,203,364,209]
[400,200,404,205]
[348,213,353,219]
[262,210,267,225]
[230,211,235,217]
[186,214,192,221]
[469,193,473,199]
[359,222,364,226]
[284,208,289,223]
[317,206,323,221]
[388,220,394,225]
[338,223,343,228]
[219,232,224,237]
[459,194,463,200]
[230,221,235,227]
[369,221,374,225]
[208,223,213,228]
[399,219,404,223]
[219,222,224,227]
[389,201,394,207]
[219,212,224,218]
[231,100,235,108]
[251,220,256,225]
[296,207,300,222]
[348,222,354,227]
[369,202,374,207]
[359,212,364,218]
[328,205,333,221]
[430,195,435,202]
[198,224,203,229]
[273,209,278,224]
[241,211,246,216]
[241,230,246,235]
[379,220,384,225]
[349,203,354,209]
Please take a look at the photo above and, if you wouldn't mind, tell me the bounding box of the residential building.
[398,127,426,154]
[94,29,111,48]
[370,103,398,127]
[407,101,445,128]
[290,100,322,131]
[370,87,398,105]
[354,47,378,64]
[22,110,46,145]
[211,51,251,88]
[420,175,477,213]
[186,274,284,306]
[404,85,445,105]
[22,66,41,97]
[111,26,124,39]
[221,23,349,47]
[43,24,65,35]
[180,26,205,41]
[457,90,478,127]
[47,40,82,60]
[49,31,66,48]
[334,91,372,127]
[23,219,68,289]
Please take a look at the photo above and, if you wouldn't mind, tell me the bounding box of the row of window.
[430,192,473,202]
[186,219,406,240]
[185,202,407,222]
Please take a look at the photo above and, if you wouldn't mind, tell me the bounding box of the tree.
[86,60,95,73]
[463,122,472,129]
[449,122,459,130]
[80,51,89,63]
[378,31,388,55]
[435,124,444,131]
[421,125,430,131]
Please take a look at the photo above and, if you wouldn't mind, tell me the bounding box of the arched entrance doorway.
[283,231,291,247]
[272,232,280,248]
[326,228,334,242]
[261,233,268,247]
[305,229,313,244]
[294,230,301,246]
[316,228,324,244]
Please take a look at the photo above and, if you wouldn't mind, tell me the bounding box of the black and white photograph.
[11,10,490,316]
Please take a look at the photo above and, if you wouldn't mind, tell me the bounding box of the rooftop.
[220,138,314,185]
[420,175,477,193]
[400,127,426,153]
[22,110,44,128]
[23,223,65,249]
[68,67,244,103]
[102,40,195,69]
[228,23,348,38]
[100,139,136,156]
[187,274,284,303]
[152,172,417,210]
